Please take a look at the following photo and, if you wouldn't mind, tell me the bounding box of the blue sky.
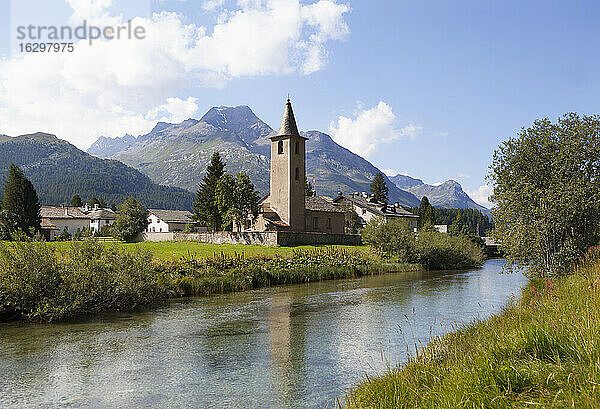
[1,0,599,207]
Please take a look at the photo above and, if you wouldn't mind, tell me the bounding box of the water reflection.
[0,259,526,408]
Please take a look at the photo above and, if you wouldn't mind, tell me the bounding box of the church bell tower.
[269,99,308,231]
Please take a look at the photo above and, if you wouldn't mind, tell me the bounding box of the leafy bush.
[361,218,418,263]
[416,230,485,270]
[361,217,485,270]
[0,239,167,321]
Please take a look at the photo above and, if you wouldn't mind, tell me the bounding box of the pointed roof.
[273,99,306,139]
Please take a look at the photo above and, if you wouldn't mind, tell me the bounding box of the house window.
[326,218,332,229]
[313,217,318,230]
[295,167,299,180]
[278,140,284,154]
[295,141,299,154]
[159,228,162,232]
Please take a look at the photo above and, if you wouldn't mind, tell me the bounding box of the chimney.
[65,208,69,216]
[94,204,99,210]
[395,202,400,207]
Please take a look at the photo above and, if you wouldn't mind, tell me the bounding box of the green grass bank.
[345,247,600,408]
[0,239,418,322]
[46,241,368,260]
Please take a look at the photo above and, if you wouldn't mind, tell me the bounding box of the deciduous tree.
[111,197,149,242]
[490,113,600,275]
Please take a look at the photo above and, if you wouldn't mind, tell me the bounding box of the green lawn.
[47,240,369,260]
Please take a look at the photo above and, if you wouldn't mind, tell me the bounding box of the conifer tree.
[193,152,225,230]
[71,194,83,207]
[370,172,389,203]
[1,164,41,236]
[305,177,314,196]
[418,196,435,229]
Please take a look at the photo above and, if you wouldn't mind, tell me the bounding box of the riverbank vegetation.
[0,239,417,322]
[361,218,486,270]
[346,246,600,408]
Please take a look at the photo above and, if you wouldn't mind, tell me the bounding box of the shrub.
[416,230,485,270]
[361,218,418,263]
[0,239,167,321]
[361,217,485,270]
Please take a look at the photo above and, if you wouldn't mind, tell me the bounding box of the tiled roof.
[40,219,58,230]
[40,206,89,219]
[149,209,194,224]
[89,209,117,220]
[305,196,345,213]
[334,195,419,219]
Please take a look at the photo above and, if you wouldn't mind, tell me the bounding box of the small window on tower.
[278,140,284,154]
[295,167,299,180]
[295,141,299,154]
[313,217,318,230]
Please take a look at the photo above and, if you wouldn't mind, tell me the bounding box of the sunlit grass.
[345,247,600,408]
[45,241,370,260]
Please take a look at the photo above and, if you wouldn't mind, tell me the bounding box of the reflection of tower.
[269,99,308,231]
[268,292,307,405]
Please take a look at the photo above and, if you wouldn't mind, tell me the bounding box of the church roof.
[305,196,345,213]
[273,99,306,139]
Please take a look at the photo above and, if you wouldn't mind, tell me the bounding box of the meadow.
[47,240,369,260]
[345,247,600,408]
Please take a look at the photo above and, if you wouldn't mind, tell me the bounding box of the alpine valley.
[88,105,489,212]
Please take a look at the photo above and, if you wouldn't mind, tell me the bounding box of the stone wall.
[140,231,361,246]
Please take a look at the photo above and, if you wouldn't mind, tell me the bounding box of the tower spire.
[276,98,301,137]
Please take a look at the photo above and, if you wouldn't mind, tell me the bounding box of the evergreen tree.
[98,198,107,208]
[418,196,435,229]
[193,152,226,231]
[1,164,41,236]
[88,196,99,207]
[370,172,389,203]
[110,197,149,242]
[305,177,314,196]
[71,194,83,207]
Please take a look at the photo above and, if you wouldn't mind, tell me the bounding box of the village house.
[146,209,196,233]
[251,99,346,234]
[332,193,419,231]
[40,204,116,240]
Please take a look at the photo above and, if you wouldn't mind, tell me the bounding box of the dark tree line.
[410,200,492,236]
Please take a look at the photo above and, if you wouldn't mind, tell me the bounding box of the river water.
[0,259,527,408]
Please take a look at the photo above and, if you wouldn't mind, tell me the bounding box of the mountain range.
[389,174,490,215]
[0,133,194,209]
[88,105,423,207]
[0,105,489,214]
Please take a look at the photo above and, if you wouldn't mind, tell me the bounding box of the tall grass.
[159,247,419,297]
[345,246,600,408]
[0,240,167,322]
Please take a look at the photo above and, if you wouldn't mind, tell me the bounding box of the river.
[0,258,527,408]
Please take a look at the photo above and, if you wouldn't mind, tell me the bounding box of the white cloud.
[434,130,448,139]
[0,0,350,148]
[202,0,225,12]
[457,172,470,179]
[328,101,421,157]
[466,184,493,208]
